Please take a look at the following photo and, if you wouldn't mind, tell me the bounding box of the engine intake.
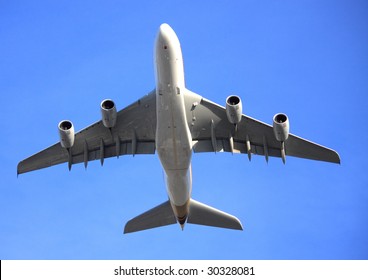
[58,120,75,148]
[273,113,289,142]
[101,99,117,128]
[226,95,242,124]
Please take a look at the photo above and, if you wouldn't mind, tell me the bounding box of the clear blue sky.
[1,0,367,260]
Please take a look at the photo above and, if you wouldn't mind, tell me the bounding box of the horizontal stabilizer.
[187,199,243,230]
[124,200,176,234]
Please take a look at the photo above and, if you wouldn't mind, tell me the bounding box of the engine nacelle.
[273,113,289,142]
[226,95,242,124]
[58,120,75,148]
[101,99,117,128]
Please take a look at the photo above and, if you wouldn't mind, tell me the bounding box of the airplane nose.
[155,23,181,58]
[157,23,178,45]
[159,23,173,36]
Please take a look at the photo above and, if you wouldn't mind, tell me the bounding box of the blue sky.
[1,0,367,259]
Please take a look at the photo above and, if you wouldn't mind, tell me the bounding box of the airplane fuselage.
[154,24,192,226]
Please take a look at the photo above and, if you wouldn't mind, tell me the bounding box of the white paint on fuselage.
[154,24,192,211]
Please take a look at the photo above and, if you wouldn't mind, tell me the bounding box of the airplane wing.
[184,90,340,164]
[17,90,157,175]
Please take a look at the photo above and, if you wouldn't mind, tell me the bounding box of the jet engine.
[101,99,117,128]
[226,95,242,124]
[58,120,75,148]
[273,113,289,142]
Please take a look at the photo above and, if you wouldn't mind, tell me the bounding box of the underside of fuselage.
[154,23,193,226]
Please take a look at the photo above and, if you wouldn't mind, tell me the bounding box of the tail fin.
[123,199,243,234]
[124,200,176,234]
[187,199,243,230]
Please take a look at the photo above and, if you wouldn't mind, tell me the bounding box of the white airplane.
[17,23,340,234]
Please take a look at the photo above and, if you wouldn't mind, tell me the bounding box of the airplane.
[17,23,340,234]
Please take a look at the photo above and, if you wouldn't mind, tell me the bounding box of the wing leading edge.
[184,90,340,164]
[17,90,157,175]
[18,88,340,175]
